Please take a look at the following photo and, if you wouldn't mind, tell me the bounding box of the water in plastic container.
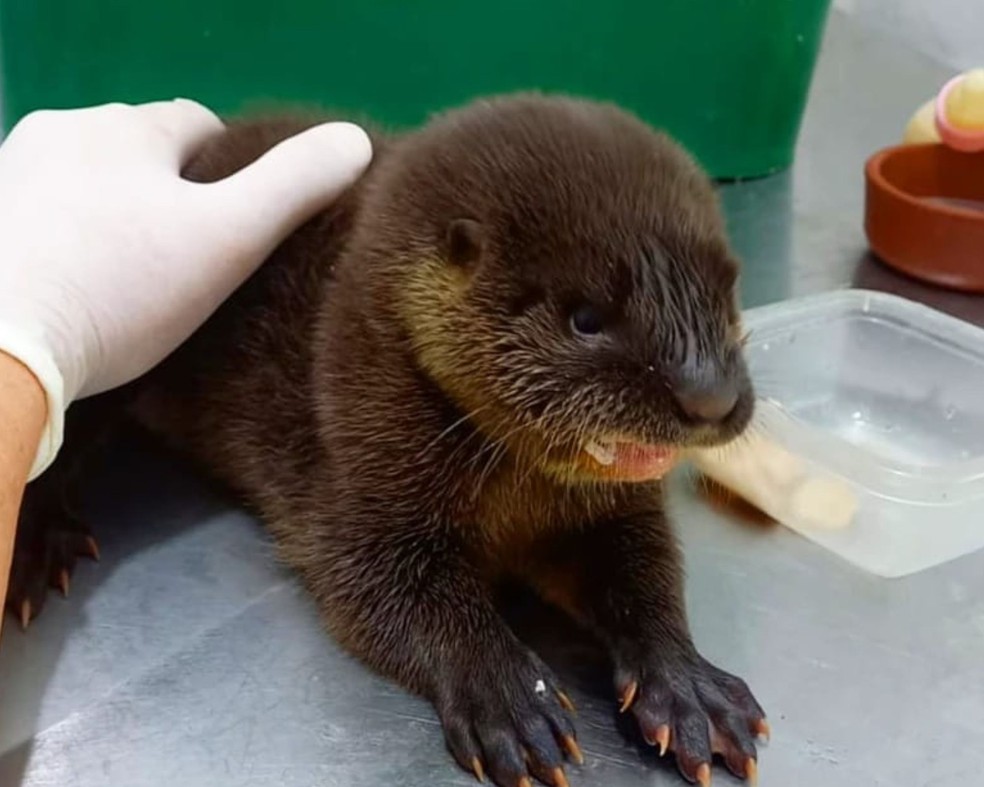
[742,289,984,578]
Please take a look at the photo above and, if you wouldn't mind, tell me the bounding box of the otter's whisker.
[417,404,493,459]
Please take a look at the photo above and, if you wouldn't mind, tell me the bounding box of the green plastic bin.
[0,0,830,178]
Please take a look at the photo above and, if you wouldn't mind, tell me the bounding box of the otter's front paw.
[436,647,582,787]
[616,651,767,785]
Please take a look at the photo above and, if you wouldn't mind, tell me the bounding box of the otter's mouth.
[582,438,679,482]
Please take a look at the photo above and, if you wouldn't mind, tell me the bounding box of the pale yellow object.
[689,430,858,531]
[944,68,984,129]
[903,68,984,145]
[789,477,858,530]
[902,98,939,145]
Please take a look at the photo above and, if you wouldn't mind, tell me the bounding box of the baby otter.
[10,94,765,787]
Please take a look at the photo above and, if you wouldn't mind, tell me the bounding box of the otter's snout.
[670,359,743,426]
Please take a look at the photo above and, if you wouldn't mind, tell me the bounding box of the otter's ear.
[446,219,485,268]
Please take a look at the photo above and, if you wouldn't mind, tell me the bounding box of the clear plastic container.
[740,289,984,578]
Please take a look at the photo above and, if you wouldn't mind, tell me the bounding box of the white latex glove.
[0,99,372,479]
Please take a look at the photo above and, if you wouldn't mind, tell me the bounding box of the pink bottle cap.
[935,74,984,153]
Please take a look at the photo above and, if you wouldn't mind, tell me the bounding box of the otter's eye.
[570,305,604,337]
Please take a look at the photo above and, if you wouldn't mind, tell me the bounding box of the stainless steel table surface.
[3,11,983,787]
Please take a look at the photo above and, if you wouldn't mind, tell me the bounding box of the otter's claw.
[745,757,758,786]
[561,735,584,765]
[556,690,576,714]
[618,680,638,713]
[645,723,670,756]
[85,536,101,561]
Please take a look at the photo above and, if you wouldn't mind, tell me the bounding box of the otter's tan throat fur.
[10,93,767,787]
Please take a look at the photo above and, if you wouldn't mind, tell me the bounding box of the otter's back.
[133,115,375,518]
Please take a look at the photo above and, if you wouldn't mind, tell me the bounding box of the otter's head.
[368,94,753,483]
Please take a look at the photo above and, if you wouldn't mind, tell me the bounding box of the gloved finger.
[137,98,226,164]
[208,121,372,241]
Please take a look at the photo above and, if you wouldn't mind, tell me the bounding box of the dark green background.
[0,0,831,178]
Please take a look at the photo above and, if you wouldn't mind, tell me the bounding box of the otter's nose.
[671,369,740,425]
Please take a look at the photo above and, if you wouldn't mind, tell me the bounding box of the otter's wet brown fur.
[15,94,766,787]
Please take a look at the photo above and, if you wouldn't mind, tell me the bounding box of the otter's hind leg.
[6,464,98,628]
[6,394,123,629]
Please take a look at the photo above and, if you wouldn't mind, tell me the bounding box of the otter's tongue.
[612,443,678,481]
[584,440,679,481]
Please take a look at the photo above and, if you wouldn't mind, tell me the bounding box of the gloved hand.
[0,99,372,479]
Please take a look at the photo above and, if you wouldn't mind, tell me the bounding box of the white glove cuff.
[0,323,65,481]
